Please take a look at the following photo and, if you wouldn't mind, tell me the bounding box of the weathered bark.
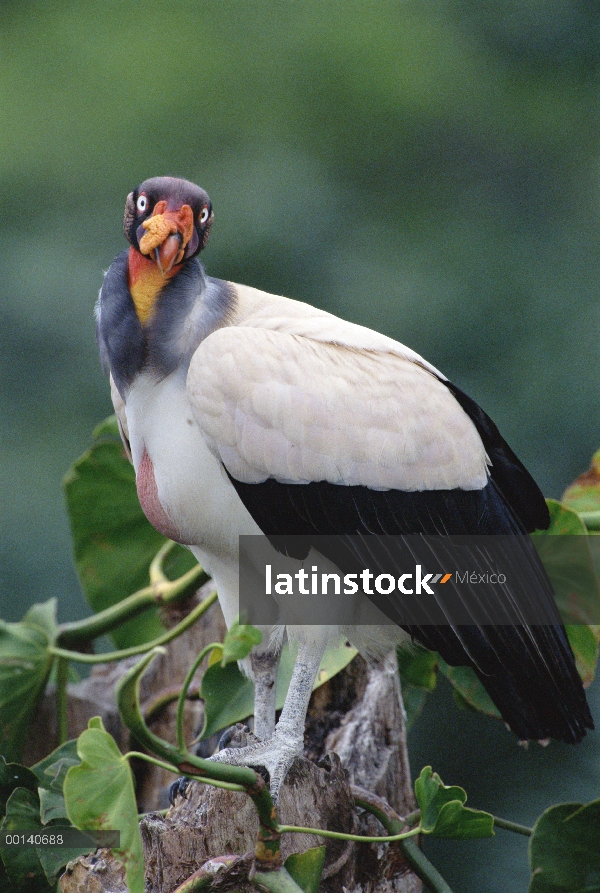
[313,651,414,818]
[49,586,420,892]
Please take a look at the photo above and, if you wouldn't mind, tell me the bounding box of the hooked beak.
[138,201,195,274]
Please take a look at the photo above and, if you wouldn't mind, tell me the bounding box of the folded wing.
[187,325,593,743]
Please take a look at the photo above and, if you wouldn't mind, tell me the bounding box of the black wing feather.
[442,378,550,534]
[226,428,592,744]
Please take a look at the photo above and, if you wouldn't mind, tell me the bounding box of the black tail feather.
[412,623,594,744]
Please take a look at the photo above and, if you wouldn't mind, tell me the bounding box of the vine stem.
[170,857,242,893]
[400,839,456,893]
[492,816,532,836]
[276,823,421,844]
[354,786,532,839]
[143,684,200,724]
[149,540,177,585]
[350,785,456,893]
[57,548,206,647]
[55,657,69,744]
[171,862,306,893]
[126,752,246,793]
[176,643,220,751]
[115,649,282,869]
[48,590,217,664]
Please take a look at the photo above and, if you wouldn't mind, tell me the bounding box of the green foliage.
[532,500,600,684]
[33,740,81,825]
[528,800,600,892]
[564,625,599,689]
[63,417,197,648]
[284,846,326,893]
[562,450,600,515]
[562,456,600,637]
[0,757,37,816]
[437,660,501,720]
[0,600,59,761]
[32,740,80,792]
[0,742,95,890]
[2,788,54,892]
[532,501,600,626]
[220,619,263,666]
[396,646,439,730]
[64,717,144,893]
[414,767,494,840]
[200,662,255,741]
[397,646,438,690]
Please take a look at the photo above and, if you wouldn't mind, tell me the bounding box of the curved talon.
[168,775,192,806]
[218,722,254,751]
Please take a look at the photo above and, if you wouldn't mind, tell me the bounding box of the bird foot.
[167,724,257,806]
[209,730,304,802]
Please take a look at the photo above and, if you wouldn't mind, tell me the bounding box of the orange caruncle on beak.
[139,201,195,273]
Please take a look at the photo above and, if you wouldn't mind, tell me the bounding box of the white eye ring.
[136,195,148,214]
[200,207,210,224]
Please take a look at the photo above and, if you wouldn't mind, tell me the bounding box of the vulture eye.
[136,195,148,214]
[199,207,210,224]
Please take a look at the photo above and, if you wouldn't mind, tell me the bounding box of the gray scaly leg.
[211,629,328,802]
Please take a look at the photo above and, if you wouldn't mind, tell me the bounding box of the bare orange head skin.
[122,176,213,325]
[138,200,195,273]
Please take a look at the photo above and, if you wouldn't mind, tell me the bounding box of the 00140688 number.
[1,833,64,847]
[0,829,119,848]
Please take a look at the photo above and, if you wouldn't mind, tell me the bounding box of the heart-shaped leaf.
[396,646,439,730]
[529,799,600,892]
[414,766,494,839]
[64,716,144,893]
[32,740,81,825]
[397,645,438,690]
[0,745,88,886]
[401,686,430,731]
[200,662,255,740]
[532,501,600,628]
[437,660,501,720]
[565,624,599,688]
[32,739,80,793]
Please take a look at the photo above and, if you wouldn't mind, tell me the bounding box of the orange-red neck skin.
[127,246,182,325]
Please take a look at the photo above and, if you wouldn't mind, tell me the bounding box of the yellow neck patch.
[130,267,165,325]
[128,247,175,325]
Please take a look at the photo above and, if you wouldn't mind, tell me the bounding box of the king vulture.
[96,176,593,800]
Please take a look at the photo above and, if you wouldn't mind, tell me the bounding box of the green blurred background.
[1,2,599,889]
